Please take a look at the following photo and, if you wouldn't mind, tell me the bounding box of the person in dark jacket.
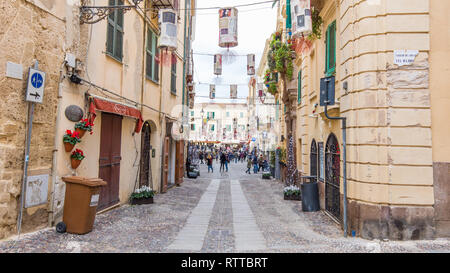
[220,153,227,173]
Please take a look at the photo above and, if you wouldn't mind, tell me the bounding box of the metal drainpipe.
[324,98,347,238]
[48,64,66,227]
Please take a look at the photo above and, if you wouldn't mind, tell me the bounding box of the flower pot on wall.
[64,142,75,152]
[75,128,87,138]
[71,158,82,169]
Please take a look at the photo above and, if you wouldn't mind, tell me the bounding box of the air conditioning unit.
[158,9,178,51]
[291,0,312,37]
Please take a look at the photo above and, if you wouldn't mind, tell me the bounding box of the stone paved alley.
[0,162,449,253]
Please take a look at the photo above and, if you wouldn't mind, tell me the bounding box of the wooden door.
[175,140,185,185]
[162,136,170,193]
[98,113,122,211]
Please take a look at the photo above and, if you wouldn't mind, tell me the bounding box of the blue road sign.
[31,73,43,89]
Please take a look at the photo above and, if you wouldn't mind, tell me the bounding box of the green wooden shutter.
[298,70,302,104]
[326,21,336,77]
[171,53,177,94]
[146,29,154,79]
[106,0,123,61]
[212,112,215,119]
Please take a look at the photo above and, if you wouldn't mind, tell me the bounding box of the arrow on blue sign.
[31,73,43,89]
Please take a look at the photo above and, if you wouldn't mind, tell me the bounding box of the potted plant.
[284,185,301,201]
[63,130,81,152]
[130,186,155,205]
[75,119,94,138]
[70,149,85,169]
[262,172,271,180]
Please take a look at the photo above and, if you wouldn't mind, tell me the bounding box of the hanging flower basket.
[71,158,82,169]
[63,130,81,152]
[64,142,75,153]
[75,119,94,138]
[70,149,85,169]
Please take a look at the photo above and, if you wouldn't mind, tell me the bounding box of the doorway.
[140,121,152,188]
[325,133,340,220]
[98,113,123,211]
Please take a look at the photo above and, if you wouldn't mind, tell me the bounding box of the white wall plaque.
[25,174,49,208]
[394,50,419,66]
[6,62,23,80]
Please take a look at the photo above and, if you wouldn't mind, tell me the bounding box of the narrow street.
[1,162,449,253]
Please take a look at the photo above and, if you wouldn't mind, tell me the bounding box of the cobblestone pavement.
[1,162,450,253]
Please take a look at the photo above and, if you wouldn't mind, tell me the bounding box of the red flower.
[66,130,72,135]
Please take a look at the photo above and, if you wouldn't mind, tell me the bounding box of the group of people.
[246,154,269,174]
[187,144,269,176]
[194,146,251,174]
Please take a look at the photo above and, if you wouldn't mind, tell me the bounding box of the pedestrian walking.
[246,157,252,174]
[207,154,213,173]
[199,152,204,164]
[258,155,264,172]
[220,152,227,173]
[253,155,258,174]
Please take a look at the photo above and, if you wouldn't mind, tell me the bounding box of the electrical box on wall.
[320,76,335,106]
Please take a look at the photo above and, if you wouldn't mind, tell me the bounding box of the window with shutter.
[146,28,159,83]
[106,0,124,62]
[325,21,336,77]
[171,53,177,94]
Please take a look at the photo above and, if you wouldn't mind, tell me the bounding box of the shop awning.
[88,95,143,133]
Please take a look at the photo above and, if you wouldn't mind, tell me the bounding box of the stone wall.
[0,0,66,239]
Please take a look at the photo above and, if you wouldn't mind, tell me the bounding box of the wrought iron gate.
[310,139,318,182]
[325,134,340,220]
[140,121,152,188]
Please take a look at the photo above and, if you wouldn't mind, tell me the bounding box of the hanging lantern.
[230,84,238,99]
[210,84,216,99]
[214,54,222,75]
[218,7,238,48]
[158,9,178,51]
[291,0,313,38]
[247,54,255,75]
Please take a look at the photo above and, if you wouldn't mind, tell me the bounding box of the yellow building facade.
[275,0,450,239]
[0,0,195,240]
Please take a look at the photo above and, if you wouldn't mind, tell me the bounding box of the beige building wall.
[429,0,450,237]
[281,0,443,239]
[0,0,194,240]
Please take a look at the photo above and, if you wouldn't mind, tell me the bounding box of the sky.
[192,0,278,104]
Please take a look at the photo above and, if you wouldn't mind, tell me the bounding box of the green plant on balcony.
[307,8,323,41]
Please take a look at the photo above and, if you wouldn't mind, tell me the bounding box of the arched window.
[325,133,340,220]
[310,139,318,182]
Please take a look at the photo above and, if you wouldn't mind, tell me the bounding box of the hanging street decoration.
[247,54,256,75]
[158,9,178,51]
[291,0,313,37]
[218,7,238,48]
[214,54,222,75]
[210,85,216,99]
[230,84,238,99]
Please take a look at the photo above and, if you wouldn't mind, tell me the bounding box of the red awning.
[88,96,143,133]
